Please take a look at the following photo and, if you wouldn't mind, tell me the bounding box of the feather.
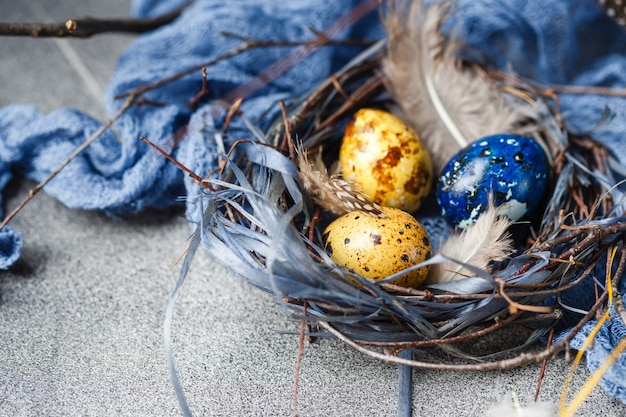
[426,202,514,284]
[383,0,535,173]
[295,145,386,218]
[485,393,556,417]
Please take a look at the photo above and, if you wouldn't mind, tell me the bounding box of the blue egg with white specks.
[436,134,549,229]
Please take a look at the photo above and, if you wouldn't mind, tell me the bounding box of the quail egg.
[323,206,432,288]
[436,134,550,229]
[340,108,432,213]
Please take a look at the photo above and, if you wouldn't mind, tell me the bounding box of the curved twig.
[319,319,565,371]
[318,270,612,371]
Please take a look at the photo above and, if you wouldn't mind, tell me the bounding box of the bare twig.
[220,97,244,137]
[222,0,379,104]
[0,94,137,231]
[0,2,191,38]
[139,135,215,191]
[188,67,209,110]
[319,319,563,371]
[496,277,553,314]
[115,0,379,103]
[535,327,554,401]
[549,84,626,97]
[611,248,626,326]
[220,30,376,47]
[292,301,308,417]
[339,311,561,349]
[317,277,609,372]
[486,66,626,98]
[315,71,385,132]
[114,36,316,100]
[279,101,296,162]
[288,56,381,130]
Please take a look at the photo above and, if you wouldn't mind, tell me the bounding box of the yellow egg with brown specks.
[323,206,432,288]
[340,108,432,213]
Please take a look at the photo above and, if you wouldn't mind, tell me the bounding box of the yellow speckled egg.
[323,206,432,288]
[340,108,433,213]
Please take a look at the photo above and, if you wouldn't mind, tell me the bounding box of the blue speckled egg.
[436,134,549,229]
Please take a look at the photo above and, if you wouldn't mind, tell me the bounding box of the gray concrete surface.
[1,1,625,416]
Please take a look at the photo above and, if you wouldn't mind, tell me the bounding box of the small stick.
[315,71,385,132]
[115,42,257,100]
[534,327,555,401]
[496,277,554,314]
[329,75,352,101]
[0,3,190,38]
[220,30,375,48]
[308,206,321,245]
[279,101,296,162]
[318,320,564,371]
[188,67,209,110]
[220,97,244,137]
[0,94,136,231]
[611,247,626,323]
[550,84,626,97]
[352,312,559,349]
[139,136,214,191]
[222,0,379,104]
[292,300,308,417]
[115,0,378,103]
[486,66,626,98]
[288,56,380,129]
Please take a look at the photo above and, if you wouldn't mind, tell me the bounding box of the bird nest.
[191,23,626,371]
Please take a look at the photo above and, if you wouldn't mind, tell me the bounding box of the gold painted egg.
[323,206,432,288]
[340,108,433,213]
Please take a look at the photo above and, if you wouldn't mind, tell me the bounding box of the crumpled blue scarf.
[1,0,625,405]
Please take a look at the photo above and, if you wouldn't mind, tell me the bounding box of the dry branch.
[0,94,137,231]
[0,3,190,38]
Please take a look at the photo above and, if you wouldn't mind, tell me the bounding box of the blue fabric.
[0,0,384,267]
[1,0,625,404]
[450,0,626,163]
[560,292,626,401]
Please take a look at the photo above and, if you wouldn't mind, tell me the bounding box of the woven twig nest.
[194,17,626,370]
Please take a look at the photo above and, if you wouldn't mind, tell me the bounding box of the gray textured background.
[1,1,625,416]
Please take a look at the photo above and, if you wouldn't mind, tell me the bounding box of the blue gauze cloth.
[1,0,626,404]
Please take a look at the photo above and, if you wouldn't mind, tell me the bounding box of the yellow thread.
[559,246,618,417]
[563,338,626,417]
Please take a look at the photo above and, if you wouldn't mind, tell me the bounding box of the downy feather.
[426,203,514,284]
[296,145,386,217]
[383,0,534,173]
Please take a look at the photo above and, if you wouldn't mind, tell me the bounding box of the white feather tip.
[426,203,515,284]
